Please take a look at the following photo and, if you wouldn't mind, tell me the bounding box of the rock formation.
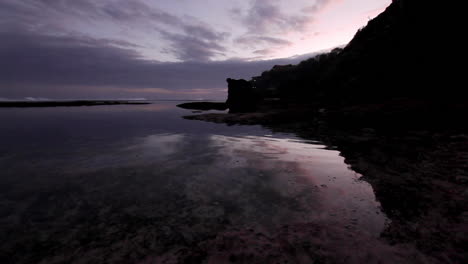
[225,78,257,113]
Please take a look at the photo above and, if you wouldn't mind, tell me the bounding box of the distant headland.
[0,100,150,108]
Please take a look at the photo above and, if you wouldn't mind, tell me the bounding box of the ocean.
[0,101,387,263]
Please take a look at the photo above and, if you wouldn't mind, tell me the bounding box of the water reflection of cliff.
[261,121,468,263]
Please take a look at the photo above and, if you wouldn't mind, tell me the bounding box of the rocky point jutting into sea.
[180,0,468,262]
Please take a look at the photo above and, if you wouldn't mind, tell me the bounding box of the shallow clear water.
[0,102,387,263]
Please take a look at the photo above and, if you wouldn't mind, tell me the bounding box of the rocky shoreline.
[180,99,468,263]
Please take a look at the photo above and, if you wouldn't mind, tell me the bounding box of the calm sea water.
[0,102,387,263]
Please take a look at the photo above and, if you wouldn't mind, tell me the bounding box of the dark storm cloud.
[0,30,318,98]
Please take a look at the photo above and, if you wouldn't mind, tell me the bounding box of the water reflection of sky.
[209,135,386,235]
[0,102,388,263]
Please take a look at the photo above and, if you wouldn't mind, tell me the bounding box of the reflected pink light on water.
[210,134,388,236]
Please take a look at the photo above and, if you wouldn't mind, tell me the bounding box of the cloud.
[239,0,312,35]
[0,0,354,99]
[227,0,339,58]
[236,36,292,47]
[301,0,338,14]
[157,20,231,61]
[0,0,180,27]
[235,35,292,57]
[236,0,343,36]
[159,29,228,61]
[0,0,99,32]
[0,0,230,62]
[253,49,275,55]
[0,30,321,99]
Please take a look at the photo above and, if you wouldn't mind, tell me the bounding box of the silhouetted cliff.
[246,0,458,106]
[184,2,467,262]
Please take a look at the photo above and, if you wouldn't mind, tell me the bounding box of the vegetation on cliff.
[246,0,457,106]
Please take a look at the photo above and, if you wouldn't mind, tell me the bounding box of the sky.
[0,0,391,100]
